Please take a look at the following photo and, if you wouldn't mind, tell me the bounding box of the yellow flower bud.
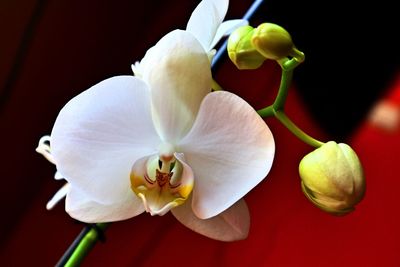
[251,23,294,60]
[299,141,365,215]
[227,25,266,70]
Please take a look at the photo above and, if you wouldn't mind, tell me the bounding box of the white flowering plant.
[36,0,365,265]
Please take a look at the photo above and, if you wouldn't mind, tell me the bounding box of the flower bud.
[299,141,365,215]
[227,25,266,70]
[251,23,294,60]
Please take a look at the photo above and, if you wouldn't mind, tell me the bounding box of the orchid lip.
[130,147,194,216]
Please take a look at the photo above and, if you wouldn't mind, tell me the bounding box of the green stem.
[274,110,324,148]
[261,55,305,114]
[257,52,323,148]
[272,59,294,110]
[64,223,109,267]
[257,105,274,117]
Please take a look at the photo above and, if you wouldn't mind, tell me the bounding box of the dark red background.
[1,0,399,266]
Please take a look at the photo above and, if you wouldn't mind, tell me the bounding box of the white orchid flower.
[42,0,245,211]
[44,0,274,241]
[45,0,246,208]
[49,29,274,241]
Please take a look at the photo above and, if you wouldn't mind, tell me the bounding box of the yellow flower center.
[130,144,193,216]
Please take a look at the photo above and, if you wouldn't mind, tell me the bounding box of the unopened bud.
[227,25,266,70]
[251,23,294,60]
[299,141,365,215]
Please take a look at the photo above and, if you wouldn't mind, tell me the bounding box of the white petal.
[141,30,212,143]
[54,171,64,180]
[36,135,56,164]
[51,76,160,204]
[46,183,70,210]
[131,61,142,77]
[66,186,144,223]
[186,0,229,51]
[210,19,249,49]
[172,198,250,241]
[179,91,275,219]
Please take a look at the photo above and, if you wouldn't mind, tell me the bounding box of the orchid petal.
[172,198,250,241]
[130,153,194,216]
[46,183,70,210]
[141,30,212,143]
[36,136,65,180]
[210,19,249,49]
[179,91,275,219]
[131,61,142,77]
[66,186,144,223]
[186,0,229,51]
[36,135,56,164]
[51,76,160,204]
[54,171,63,180]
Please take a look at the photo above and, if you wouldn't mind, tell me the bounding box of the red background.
[1,0,399,266]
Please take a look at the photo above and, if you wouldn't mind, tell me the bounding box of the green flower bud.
[251,23,294,60]
[299,141,365,215]
[227,25,266,70]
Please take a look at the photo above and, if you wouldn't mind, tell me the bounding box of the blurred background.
[0,0,399,266]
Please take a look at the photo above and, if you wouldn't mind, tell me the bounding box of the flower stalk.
[274,110,324,148]
[56,223,109,267]
[256,52,323,148]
